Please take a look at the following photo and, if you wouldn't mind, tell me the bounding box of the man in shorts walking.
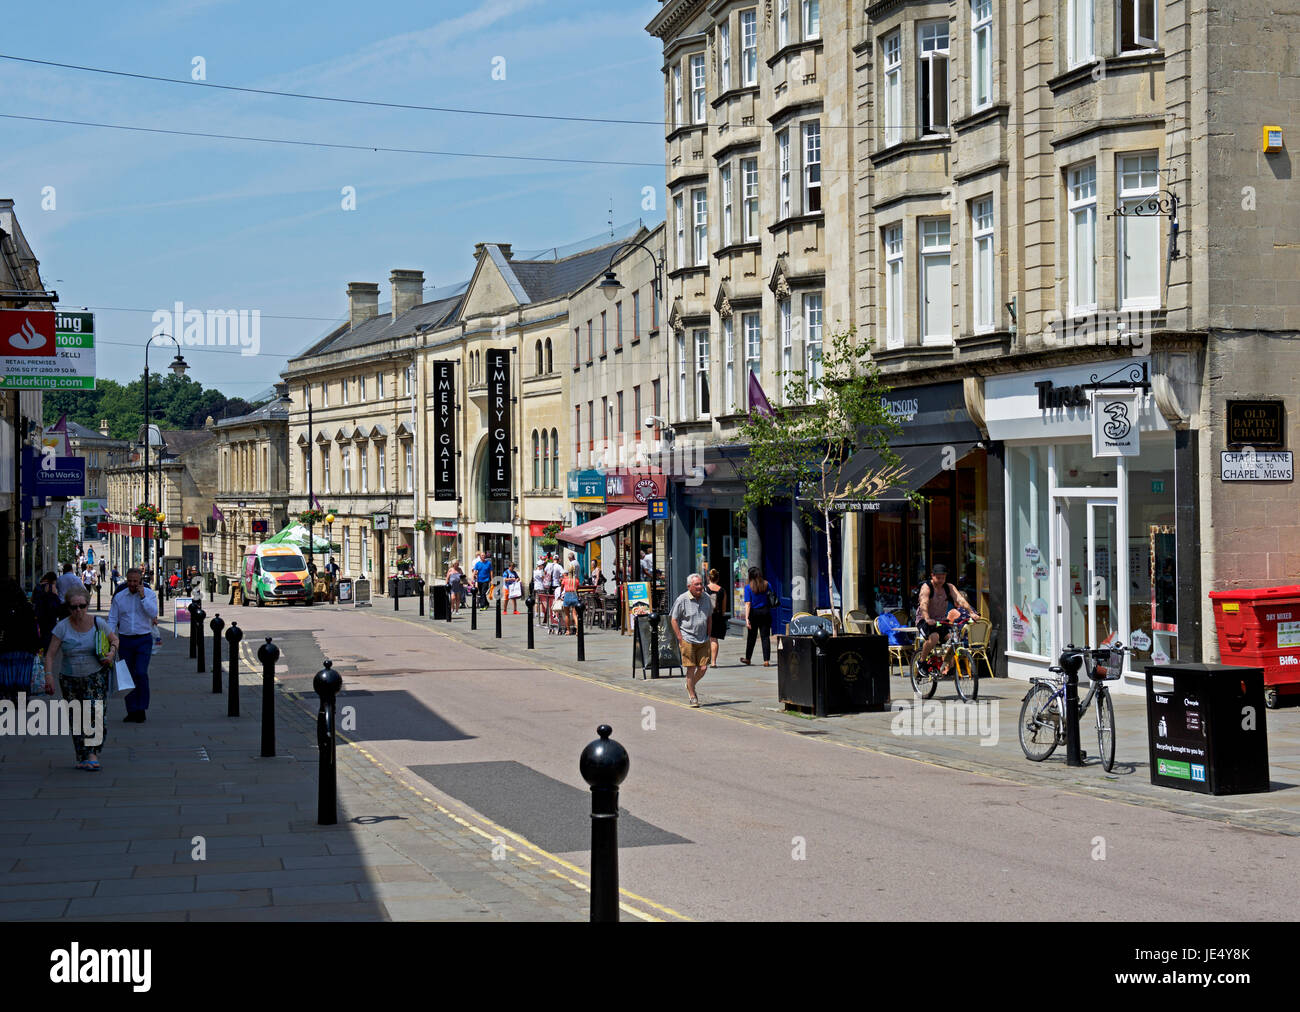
[670,573,713,707]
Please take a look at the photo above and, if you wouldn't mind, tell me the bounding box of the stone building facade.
[209,394,290,577]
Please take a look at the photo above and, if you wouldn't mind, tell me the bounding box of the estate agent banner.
[432,360,456,501]
[1,310,97,390]
[487,349,511,501]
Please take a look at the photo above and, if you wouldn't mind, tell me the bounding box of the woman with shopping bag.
[44,587,118,771]
[502,563,522,616]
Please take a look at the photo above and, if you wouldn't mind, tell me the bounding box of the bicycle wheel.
[1018,683,1060,761]
[909,650,938,699]
[1096,686,1116,772]
[953,647,979,702]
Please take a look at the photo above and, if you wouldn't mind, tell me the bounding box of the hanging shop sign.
[605,472,666,505]
[486,349,510,501]
[1220,450,1294,482]
[567,469,605,502]
[1091,391,1141,457]
[1,310,97,390]
[432,360,456,500]
[1225,400,1285,447]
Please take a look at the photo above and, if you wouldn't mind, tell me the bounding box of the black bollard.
[495,589,502,639]
[314,660,342,825]
[418,579,425,617]
[1064,650,1084,767]
[194,604,206,674]
[812,626,830,718]
[577,601,586,662]
[96,583,102,612]
[579,725,629,923]
[210,613,225,694]
[188,600,199,659]
[649,612,660,679]
[526,587,535,651]
[394,579,400,611]
[225,622,243,718]
[258,637,279,758]
[446,583,452,624]
[471,586,478,630]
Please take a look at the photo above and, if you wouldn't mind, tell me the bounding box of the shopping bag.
[508,583,522,600]
[112,659,135,693]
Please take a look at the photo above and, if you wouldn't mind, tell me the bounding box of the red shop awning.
[556,506,646,547]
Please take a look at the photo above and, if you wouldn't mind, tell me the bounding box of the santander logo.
[8,318,48,351]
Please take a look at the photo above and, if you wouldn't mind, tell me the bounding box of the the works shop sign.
[432,360,456,500]
[487,349,511,501]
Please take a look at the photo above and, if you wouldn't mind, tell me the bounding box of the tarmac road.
[230,602,1300,921]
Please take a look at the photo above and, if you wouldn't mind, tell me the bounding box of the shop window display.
[1125,434,1177,665]
[1008,444,1051,656]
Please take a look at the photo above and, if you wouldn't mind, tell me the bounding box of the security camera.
[644,415,668,429]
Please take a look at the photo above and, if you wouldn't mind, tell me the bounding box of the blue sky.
[1,0,665,397]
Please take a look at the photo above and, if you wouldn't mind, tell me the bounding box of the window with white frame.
[1068,162,1098,313]
[972,0,992,110]
[724,316,736,413]
[404,442,414,491]
[694,328,711,417]
[918,22,949,135]
[343,528,351,574]
[551,428,559,487]
[920,217,952,343]
[721,165,734,246]
[375,442,386,492]
[342,378,349,405]
[778,0,790,47]
[802,121,821,213]
[743,312,761,404]
[320,380,328,407]
[675,194,685,266]
[883,32,902,147]
[404,365,412,395]
[779,299,792,398]
[719,20,731,90]
[692,189,708,266]
[804,294,823,395]
[321,445,331,493]
[972,197,995,332]
[741,157,759,240]
[376,371,384,397]
[359,445,368,491]
[741,9,758,85]
[1119,0,1158,51]
[359,375,366,401]
[673,64,683,127]
[885,224,904,349]
[361,528,369,573]
[677,333,687,418]
[691,54,707,123]
[803,1,820,40]
[778,130,791,219]
[1069,0,1095,67]
[533,431,540,489]
[1118,153,1160,307]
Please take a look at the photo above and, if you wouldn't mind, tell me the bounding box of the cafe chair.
[964,616,995,679]
[816,609,844,635]
[874,616,914,679]
[844,608,872,634]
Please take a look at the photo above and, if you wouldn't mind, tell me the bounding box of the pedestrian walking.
[706,568,728,667]
[739,567,775,667]
[446,560,464,614]
[670,573,712,707]
[503,562,522,615]
[0,578,40,706]
[472,552,493,609]
[532,558,548,623]
[107,568,158,723]
[44,586,116,770]
[559,561,581,635]
[109,566,120,593]
[31,573,62,654]
[55,563,82,603]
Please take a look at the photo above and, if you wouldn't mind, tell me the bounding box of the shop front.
[672,446,758,627]
[565,468,607,575]
[985,358,1183,694]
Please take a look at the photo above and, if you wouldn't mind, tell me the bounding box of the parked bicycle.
[908,609,978,702]
[1018,643,1126,772]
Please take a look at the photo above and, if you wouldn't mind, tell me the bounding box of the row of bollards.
[185,599,276,757]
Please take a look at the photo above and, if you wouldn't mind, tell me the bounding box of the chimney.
[346,282,380,329]
[99,418,110,437]
[390,269,424,320]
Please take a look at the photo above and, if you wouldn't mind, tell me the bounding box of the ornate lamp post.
[143,335,188,587]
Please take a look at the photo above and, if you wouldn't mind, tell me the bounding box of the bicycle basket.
[1092,647,1125,680]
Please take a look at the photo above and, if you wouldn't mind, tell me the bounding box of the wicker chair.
[844,609,872,634]
[874,616,915,679]
[965,617,995,679]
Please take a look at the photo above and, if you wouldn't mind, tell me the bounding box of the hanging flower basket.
[299,508,326,526]
[540,522,562,548]
[156,529,170,542]
[396,545,410,556]
[133,503,162,523]
[414,519,431,533]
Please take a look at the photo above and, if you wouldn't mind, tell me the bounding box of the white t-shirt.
[546,561,564,587]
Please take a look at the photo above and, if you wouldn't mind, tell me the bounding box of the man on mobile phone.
[108,568,158,723]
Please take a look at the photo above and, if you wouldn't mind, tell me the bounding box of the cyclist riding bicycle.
[915,563,974,669]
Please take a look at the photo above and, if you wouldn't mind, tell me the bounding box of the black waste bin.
[777,633,890,716]
[1145,663,1270,795]
[431,584,451,620]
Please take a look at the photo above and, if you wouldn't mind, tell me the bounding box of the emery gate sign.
[433,360,455,500]
[486,349,511,500]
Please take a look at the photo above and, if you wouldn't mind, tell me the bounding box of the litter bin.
[431,583,451,620]
[777,631,890,715]
[218,573,230,595]
[1208,584,1300,708]
[337,577,354,604]
[1145,663,1270,795]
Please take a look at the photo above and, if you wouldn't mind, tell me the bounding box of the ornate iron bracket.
[1088,361,1150,394]
[1107,189,1180,261]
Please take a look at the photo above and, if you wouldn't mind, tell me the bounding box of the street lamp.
[143,335,188,588]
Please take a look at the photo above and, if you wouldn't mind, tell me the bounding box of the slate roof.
[213,398,289,429]
[157,429,215,456]
[290,288,465,364]
[505,239,627,304]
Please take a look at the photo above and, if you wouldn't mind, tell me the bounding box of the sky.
[1,0,665,398]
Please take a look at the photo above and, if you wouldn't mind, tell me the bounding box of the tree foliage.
[43,372,255,438]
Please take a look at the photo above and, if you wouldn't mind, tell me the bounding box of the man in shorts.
[915,563,973,669]
[670,573,713,707]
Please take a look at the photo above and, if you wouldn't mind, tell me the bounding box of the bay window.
[918,22,949,135]
[804,294,823,396]
[1118,153,1160,307]
[741,157,759,240]
[673,65,683,128]
[721,164,734,246]
[780,299,792,399]
[743,312,761,405]
[1119,0,1158,51]
[778,0,789,48]
[972,0,992,110]
[885,223,904,349]
[972,197,995,332]
[741,9,758,85]
[690,54,707,124]
[778,130,791,219]
[1068,162,1098,313]
[803,1,820,40]
[921,217,952,343]
[1069,0,1095,67]
[719,21,731,90]
[803,121,822,213]
[694,328,711,418]
[883,32,902,147]
[724,316,736,413]
[692,188,708,266]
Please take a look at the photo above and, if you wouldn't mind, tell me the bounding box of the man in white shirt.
[109,568,159,723]
[55,563,84,603]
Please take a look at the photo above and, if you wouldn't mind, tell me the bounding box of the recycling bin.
[777,633,891,716]
[218,573,230,595]
[1146,663,1270,795]
[1208,584,1300,708]
[337,577,354,604]
[431,583,451,620]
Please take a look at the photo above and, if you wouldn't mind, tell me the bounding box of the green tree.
[56,510,80,565]
[737,327,913,624]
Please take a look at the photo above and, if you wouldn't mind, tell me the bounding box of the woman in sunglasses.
[44,588,117,771]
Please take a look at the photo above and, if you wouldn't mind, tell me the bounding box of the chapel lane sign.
[1220,450,1293,482]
